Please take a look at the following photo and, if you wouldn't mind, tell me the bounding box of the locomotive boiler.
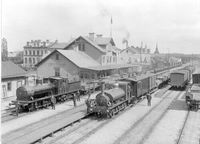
[86,81,134,118]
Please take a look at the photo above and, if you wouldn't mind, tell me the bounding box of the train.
[86,71,170,118]
[10,76,99,113]
[185,70,200,111]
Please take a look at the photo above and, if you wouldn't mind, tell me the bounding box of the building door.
[2,85,7,98]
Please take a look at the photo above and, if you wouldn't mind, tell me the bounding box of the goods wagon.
[192,70,200,84]
[120,75,150,98]
[170,70,189,89]
[186,84,200,110]
[149,74,157,91]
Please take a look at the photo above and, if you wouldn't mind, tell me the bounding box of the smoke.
[97,3,111,17]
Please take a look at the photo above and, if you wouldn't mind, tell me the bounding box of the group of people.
[50,91,81,109]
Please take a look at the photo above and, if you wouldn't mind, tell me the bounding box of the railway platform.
[1,94,90,135]
[2,104,88,144]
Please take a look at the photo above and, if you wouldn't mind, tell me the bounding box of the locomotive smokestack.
[101,82,105,94]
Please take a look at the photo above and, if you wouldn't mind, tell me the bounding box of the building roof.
[64,36,106,53]
[36,50,100,69]
[87,64,139,71]
[2,61,27,79]
[94,37,115,46]
[57,50,100,68]
[48,42,69,49]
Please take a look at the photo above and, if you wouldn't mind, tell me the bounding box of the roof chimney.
[96,34,103,38]
[27,42,30,46]
[89,32,95,41]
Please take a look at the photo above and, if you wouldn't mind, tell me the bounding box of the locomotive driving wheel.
[108,110,114,118]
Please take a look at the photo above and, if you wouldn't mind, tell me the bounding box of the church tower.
[154,43,159,54]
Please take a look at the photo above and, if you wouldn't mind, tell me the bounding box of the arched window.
[37,50,40,55]
[29,57,32,64]
[25,58,27,64]
[33,50,35,55]
[33,58,35,64]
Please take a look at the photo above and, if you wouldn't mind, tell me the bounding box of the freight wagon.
[170,70,190,89]
[186,84,200,110]
[192,70,200,84]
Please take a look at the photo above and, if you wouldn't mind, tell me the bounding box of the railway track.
[176,110,190,144]
[36,86,171,144]
[2,86,170,144]
[114,90,185,144]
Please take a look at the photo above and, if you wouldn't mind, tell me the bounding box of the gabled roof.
[121,47,137,54]
[2,61,27,79]
[48,42,68,49]
[36,50,100,69]
[94,37,115,46]
[64,36,106,53]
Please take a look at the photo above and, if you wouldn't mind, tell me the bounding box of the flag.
[111,17,113,24]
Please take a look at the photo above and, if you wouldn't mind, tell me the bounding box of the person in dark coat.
[73,94,77,107]
[51,95,56,110]
[77,91,80,101]
[147,92,152,106]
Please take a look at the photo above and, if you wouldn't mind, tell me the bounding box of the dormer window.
[56,54,59,60]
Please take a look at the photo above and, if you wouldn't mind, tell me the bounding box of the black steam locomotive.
[11,76,99,113]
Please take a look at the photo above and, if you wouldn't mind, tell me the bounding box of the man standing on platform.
[147,92,152,106]
[51,95,56,110]
[73,94,77,107]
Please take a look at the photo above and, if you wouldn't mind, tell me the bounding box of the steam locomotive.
[11,76,99,113]
[86,72,169,118]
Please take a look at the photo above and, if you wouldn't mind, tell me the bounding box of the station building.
[1,61,27,99]
[36,33,140,83]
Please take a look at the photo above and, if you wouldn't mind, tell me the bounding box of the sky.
[1,0,200,54]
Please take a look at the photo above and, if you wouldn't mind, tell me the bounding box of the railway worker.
[77,91,80,101]
[147,92,152,106]
[51,95,56,110]
[73,94,77,107]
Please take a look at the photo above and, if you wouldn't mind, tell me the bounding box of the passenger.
[50,95,56,110]
[73,94,77,107]
[147,92,152,106]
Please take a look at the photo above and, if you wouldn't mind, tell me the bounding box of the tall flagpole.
[110,16,113,38]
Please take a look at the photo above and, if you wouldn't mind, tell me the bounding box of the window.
[25,50,28,55]
[55,67,60,76]
[33,50,35,55]
[56,54,59,60]
[7,82,11,91]
[78,43,81,51]
[82,44,85,51]
[24,58,27,64]
[41,50,43,55]
[37,50,39,55]
[29,57,32,64]
[33,58,35,64]
[29,50,32,55]
[45,50,47,54]
[17,81,22,88]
